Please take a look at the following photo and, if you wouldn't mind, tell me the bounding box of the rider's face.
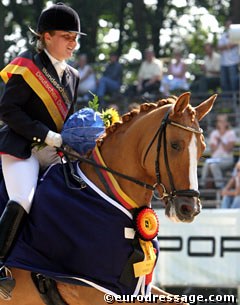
[44,31,78,61]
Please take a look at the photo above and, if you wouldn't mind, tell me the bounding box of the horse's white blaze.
[188,133,198,190]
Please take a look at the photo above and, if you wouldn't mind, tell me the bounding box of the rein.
[59,106,203,199]
[58,148,156,191]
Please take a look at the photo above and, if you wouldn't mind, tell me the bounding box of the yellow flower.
[101,108,120,127]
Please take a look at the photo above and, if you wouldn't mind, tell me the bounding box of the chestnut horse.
[0,92,216,305]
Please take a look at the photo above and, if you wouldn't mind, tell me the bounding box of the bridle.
[60,106,203,201]
[143,106,202,201]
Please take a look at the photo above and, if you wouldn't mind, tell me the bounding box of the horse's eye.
[171,142,180,150]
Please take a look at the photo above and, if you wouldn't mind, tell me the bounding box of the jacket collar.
[44,49,67,81]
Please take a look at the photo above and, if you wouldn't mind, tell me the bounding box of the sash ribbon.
[0,53,70,131]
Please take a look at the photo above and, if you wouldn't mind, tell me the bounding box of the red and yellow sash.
[0,53,69,131]
[92,146,139,210]
[92,146,157,279]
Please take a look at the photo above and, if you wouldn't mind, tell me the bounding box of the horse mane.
[96,95,196,147]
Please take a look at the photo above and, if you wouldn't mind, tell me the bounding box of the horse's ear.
[195,94,217,121]
[172,92,191,115]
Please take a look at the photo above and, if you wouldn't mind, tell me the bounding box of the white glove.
[32,146,61,170]
[44,130,62,147]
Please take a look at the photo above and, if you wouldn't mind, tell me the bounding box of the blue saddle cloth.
[0,162,158,296]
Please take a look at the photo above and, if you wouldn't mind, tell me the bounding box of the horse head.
[141,92,216,222]
[85,92,216,223]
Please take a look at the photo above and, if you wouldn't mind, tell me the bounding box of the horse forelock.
[187,104,196,122]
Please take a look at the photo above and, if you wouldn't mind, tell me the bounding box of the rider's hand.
[32,146,61,170]
[44,130,62,148]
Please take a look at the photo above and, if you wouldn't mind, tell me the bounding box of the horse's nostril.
[181,204,193,214]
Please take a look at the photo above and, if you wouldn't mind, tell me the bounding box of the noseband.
[144,107,202,201]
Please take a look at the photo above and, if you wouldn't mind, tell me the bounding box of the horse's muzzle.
[165,196,201,223]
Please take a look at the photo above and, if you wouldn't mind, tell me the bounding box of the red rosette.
[134,207,159,241]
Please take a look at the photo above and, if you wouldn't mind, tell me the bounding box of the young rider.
[0,3,85,299]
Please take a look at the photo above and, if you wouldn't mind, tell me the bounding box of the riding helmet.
[37,2,86,35]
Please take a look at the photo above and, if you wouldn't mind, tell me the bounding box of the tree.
[132,0,148,55]
[118,0,127,56]
[0,1,6,68]
[230,0,240,23]
[0,0,235,69]
[0,0,45,69]
[150,0,166,57]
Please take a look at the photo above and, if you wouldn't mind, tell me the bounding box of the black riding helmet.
[37,2,86,35]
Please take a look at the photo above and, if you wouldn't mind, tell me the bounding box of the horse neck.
[81,146,153,209]
[80,111,164,208]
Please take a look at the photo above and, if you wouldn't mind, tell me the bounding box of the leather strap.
[31,273,68,305]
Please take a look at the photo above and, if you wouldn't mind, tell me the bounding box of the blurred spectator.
[108,103,120,112]
[96,52,123,107]
[217,20,240,92]
[128,102,140,112]
[137,48,163,95]
[77,54,97,102]
[191,43,220,93]
[200,114,237,189]
[160,50,189,96]
[220,161,240,208]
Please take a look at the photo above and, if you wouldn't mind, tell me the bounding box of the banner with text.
[153,209,240,287]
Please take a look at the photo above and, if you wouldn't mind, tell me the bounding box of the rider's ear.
[195,94,217,121]
[172,92,190,115]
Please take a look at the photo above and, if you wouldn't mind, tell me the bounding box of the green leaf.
[88,91,99,112]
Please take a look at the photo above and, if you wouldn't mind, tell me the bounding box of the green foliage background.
[0,0,239,78]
